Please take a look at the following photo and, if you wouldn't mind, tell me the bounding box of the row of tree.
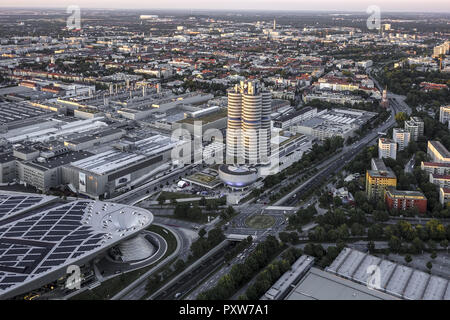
[197,236,283,300]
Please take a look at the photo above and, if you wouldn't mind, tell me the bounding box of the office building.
[226,80,271,164]
[371,158,387,171]
[378,138,397,160]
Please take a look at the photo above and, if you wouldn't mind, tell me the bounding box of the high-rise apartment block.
[404,117,424,141]
[378,138,397,160]
[392,128,410,151]
[439,105,450,125]
[366,167,397,201]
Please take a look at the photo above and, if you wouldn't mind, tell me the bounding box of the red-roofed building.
[429,173,450,188]
[421,161,450,175]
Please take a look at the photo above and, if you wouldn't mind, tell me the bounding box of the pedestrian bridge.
[264,206,297,212]
[226,234,256,241]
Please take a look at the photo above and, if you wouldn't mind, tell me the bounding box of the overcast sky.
[1,0,449,13]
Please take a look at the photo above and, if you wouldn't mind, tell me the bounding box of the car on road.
[174,292,182,299]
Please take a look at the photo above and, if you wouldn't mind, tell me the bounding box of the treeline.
[386,219,450,255]
[174,203,203,222]
[264,136,344,189]
[308,208,368,242]
[239,247,303,300]
[224,236,253,262]
[379,65,450,96]
[304,243,344,268]
[189,228,225,261]
[406,88,450,109]
[196,236,283,300]
[288,205,317,231]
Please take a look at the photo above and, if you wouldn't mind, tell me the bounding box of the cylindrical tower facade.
[226,80,272,165]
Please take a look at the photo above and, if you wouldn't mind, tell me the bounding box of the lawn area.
[245,215,275,229]
[70,225,178,300]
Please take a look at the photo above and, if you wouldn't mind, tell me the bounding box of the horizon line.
[0,6,449,14]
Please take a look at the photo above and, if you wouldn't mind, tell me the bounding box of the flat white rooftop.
[326,248,450,300]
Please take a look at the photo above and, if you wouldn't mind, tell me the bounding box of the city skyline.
[0,5,448,304]
[1,0,450,13]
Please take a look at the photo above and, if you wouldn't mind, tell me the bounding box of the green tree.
[404,255,412,264]
[198,228,207,238]
[158,194,166,207]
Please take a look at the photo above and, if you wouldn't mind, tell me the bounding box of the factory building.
[292,108,376,141]
[63,135,184,199]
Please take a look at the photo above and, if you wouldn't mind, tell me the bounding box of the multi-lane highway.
[181,92,412,300]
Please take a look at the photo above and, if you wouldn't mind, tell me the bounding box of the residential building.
[439,188,450,206]
[371,158,387,172]
[378,138,397,160]
[404,117,424,141]
[385,187,427,214]
[439,105,450,125]
[429,173,450,189]
[427,141,450,164]
[420,161,450,175]
[392,128,410,151]
[366,168,397,200]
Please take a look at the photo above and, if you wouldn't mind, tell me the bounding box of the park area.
[245,215,275,229]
